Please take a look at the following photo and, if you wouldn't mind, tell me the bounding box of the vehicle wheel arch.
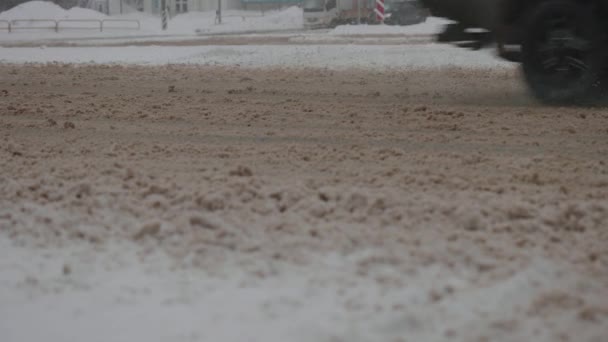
[502,0,608,26]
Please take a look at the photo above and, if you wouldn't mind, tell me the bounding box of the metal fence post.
[217,0,222,24]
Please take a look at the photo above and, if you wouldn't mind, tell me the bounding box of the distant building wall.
[88,0,130,15]
[142,0,244,14]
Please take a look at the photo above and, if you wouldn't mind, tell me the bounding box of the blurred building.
[142,0,243,14]
[0,0,300,15]
[79,0,143,15]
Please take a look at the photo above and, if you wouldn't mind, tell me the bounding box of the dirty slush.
[1,64,607,341]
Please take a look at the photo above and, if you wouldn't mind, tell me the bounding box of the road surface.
[1,64,607,342]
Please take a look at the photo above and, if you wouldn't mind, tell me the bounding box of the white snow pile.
[0,1,302,38]
[0,1,106,20]
[331,16,453,36]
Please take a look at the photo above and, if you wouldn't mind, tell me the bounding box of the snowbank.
[0,1,106,20]
[331,17,453,36]
[66,7,108,20]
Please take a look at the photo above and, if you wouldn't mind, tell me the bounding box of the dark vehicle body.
[383,0,430,26]
[420,0,608,103]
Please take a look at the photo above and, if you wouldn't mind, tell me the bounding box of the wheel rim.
[530,5,594,83]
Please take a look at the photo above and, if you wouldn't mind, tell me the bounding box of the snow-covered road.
[1,64,607,342]
[2,3,606,342]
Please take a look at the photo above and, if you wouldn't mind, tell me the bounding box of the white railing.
[9,19,58,32]
[101,19,141,30]
[58,19,102,31]
[0,20,10,32]
[2,19,140,33]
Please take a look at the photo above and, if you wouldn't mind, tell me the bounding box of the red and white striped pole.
[161,0,167,30]
[374,0,385,23]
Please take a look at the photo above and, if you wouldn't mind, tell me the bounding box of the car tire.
[521,0,606,104]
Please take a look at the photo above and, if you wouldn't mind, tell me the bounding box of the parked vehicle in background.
[303,0,371,28]
[383,0,430,26]
[303,0,428,29]
[420,0,608,104]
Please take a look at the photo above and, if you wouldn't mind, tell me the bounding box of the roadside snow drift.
[0,1,106,20]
